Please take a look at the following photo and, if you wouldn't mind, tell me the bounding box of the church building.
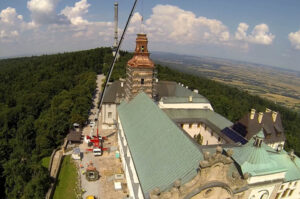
[101,33,300,199]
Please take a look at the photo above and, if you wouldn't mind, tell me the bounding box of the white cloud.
[288,30,300,50]
[0,7,26,42]
[61,0,90,25]
[27,0,68,25]
[0,7,22,25]
[235,23,275,45]
[138,5,231,45]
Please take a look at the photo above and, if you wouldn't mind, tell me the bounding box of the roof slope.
[232,133,286,176]
[118,92,203,194]
[103,80,125,103]
[233,111,285,143]
[271,151,300,182]
[157,81,209,103]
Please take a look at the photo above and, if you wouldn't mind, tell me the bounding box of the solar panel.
[221,127,248,144]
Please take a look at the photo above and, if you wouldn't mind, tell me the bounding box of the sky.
[0,0,300,71]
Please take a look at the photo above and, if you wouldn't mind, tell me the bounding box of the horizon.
[0,0,300,71]
[2,47,300,73]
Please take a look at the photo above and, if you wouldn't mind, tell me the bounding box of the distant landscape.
[151,52,300,112]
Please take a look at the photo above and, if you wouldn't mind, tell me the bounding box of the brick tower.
[125,33,156,100]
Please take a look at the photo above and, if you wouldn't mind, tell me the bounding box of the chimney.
[193,89,199,94]
[265,108,271,113]
[250,109,256,120]
[121,82,124,87]
[188,96,193,102]
[258,112,263,124]
[272,111,278,122]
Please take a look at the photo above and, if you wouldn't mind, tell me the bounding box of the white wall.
[181,123,225,145]
[101,103,117,129]
[158,101,213,110]
[117,118,144,199]
[247,172,286,185]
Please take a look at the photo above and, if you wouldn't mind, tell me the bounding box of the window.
[282,189,290,197]
[180,124,184,128]
[211,131,213,136]
[189,124,192,128]
[294,181,298,186]
[289,189,294,196]
[141,46,144,52]
[108,104,111,108]
[141,78,144,85]
[108,112,112,118]
[275,193,280,199]
[280,185,284,190]
[218,137,221,142]
[197,123,201,128]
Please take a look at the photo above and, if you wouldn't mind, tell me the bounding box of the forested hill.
[0,48,299,198]
[0,47,131,198]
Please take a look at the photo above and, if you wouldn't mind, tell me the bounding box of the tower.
[112,2,120,58]
[125,33,155,100]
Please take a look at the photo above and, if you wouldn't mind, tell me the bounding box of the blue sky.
[0,0,300,71]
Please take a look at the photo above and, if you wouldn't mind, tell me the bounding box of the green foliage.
[53,156,78,199]
[41,156,50,169]
[0,48,114,198]
[194,134,203,145]
[157,64,300,155]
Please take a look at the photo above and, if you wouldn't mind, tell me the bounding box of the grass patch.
[41,156,51,169]
[53,155,79,199]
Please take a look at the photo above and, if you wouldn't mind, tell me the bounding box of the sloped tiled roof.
[157,81,209,103]
[233,111,285,144]
[118,92,203,195]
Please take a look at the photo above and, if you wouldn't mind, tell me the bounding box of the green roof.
[160,83,210,103]
[232,137,286,176]
[118,92,203,194]
[163,109,233,131]
[270,151,300,182]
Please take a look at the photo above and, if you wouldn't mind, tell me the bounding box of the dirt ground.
[74,74,128,199]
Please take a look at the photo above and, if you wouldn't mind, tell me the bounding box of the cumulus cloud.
[288,30,300,50]
[235,23,275,45]
[136,5,231,45]
[27,0,68,25]
[0,7,27,42]
[61,0,90,25]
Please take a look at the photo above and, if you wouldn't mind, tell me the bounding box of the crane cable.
[98,0,139,111]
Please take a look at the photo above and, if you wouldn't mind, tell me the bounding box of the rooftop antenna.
[98,0,139,110]
[112,2,120,59]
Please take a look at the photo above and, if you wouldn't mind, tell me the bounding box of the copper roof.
[127,34,154,68]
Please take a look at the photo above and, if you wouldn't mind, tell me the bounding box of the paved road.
[77,74,105,199]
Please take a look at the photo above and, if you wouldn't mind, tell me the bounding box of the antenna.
[98,0,139,111]
[113,2,119,58]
